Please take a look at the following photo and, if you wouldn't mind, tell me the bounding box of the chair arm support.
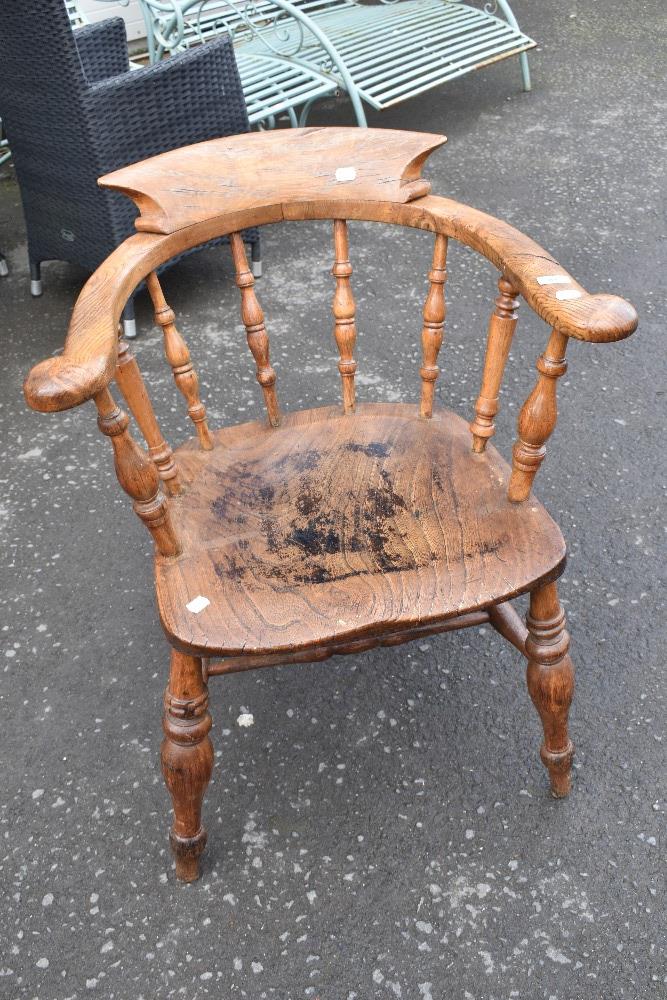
[417,197,638,343]
[74,18,130,83]
[85,35,249,173]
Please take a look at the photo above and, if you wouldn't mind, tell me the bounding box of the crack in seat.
[158,403,565,656]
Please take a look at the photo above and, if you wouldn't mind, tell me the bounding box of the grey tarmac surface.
[0,1,665,997]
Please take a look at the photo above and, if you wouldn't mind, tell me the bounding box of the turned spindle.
[525,582,575,797]
[146,272,213,450]
[229,232,280,427]
[419,234,448,419]
[508,328,568,502]
[115,335,181,496]
[470,276,520,452]
[331,219,357,414]
[94,387,180,557]
[162,650,213,882]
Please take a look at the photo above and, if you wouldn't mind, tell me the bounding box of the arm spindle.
[146,272,213,450]
[94,387,180,557]
[419,234,448,418]
[229,233,280,427]
[115,336,181,495]
[332,219,357,413]
[508,328,568,502]
[470,276,520,452]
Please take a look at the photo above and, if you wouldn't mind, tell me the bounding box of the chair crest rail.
[99,128,445,233]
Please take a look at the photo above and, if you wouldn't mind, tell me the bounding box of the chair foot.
[525,581,574,797]
[161,650,213,882]
[30,259,42,297]
[123,317,137,339]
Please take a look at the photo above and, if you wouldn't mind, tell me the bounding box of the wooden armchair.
[24,129,638,883]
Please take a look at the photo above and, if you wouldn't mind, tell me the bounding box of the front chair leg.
[525,582,575,797]
[161,649,213,882]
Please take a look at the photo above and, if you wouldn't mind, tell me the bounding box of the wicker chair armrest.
[74,18,130,83]
[85,35,249,173]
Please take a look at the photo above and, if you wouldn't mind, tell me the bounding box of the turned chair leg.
[161,649,213,882]
[525,582,575,797]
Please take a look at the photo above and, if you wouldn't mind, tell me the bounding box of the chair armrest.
[85,35,249,174]
[24,231,174,414]
[419,196,638,343]
[75,18,130,83]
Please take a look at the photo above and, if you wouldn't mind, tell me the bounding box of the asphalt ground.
[0,1,665,997]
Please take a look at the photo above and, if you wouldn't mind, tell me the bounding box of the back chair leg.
[30,258,42,297]
[251,238,262,278]
[161,649,214,882]
[525,581,575,797]
[122,297,137,340]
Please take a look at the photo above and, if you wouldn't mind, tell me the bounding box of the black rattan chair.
[0,0,260,337]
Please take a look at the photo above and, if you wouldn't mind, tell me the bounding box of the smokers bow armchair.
[24,129,637,882]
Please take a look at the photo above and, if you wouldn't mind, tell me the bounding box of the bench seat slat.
[343,22,519,83]
[235,52,337,123]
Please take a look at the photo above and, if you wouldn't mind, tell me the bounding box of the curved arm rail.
[24,198,637,414]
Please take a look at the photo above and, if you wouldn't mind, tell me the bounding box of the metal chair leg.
[30,258,42,297]
[251,239,262,279]
[122,297,137,339]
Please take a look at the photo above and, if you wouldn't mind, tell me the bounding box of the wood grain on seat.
[156,403,565,656]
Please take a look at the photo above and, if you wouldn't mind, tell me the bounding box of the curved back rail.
[24,129,637,554]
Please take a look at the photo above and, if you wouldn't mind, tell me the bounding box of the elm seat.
[157,403,565,657]
[23,128,638,882]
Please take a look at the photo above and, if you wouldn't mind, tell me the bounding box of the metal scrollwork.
[188,0,306,58]
[149,0,188,52]
[140,0,370,125]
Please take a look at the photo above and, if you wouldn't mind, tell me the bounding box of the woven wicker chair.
[0,0,259,337]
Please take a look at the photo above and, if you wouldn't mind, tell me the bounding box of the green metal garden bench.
[138,0,535,127]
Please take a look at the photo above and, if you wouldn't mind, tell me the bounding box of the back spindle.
[419,234,448,418]
[229,232,280,427]
[146,272,213,450]
[470,275,520,452]
[331,219,357,413]
[115,335,181,495]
